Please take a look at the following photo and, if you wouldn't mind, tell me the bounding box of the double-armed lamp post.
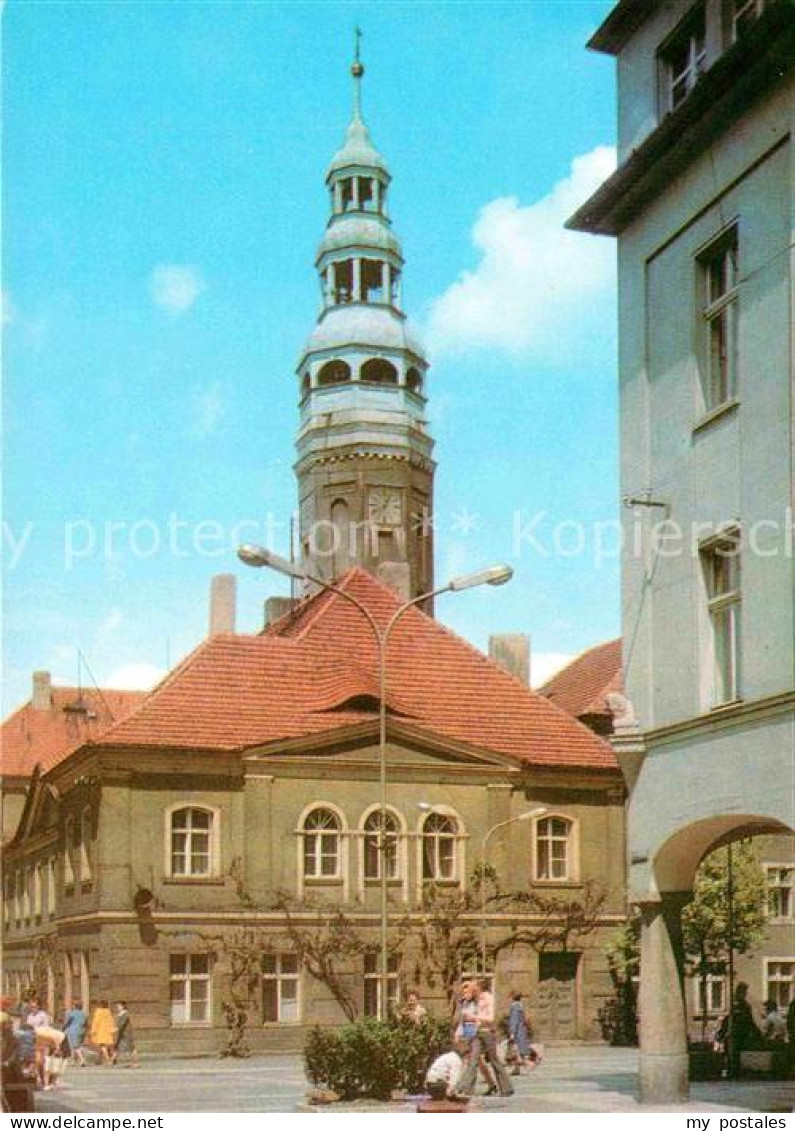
[237,543,513,1018]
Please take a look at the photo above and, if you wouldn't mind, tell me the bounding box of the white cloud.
[150,263,204,315]
[531,652,575,689]
[106,662,165,690]
[426,146,617,365]
[189,382,226,438]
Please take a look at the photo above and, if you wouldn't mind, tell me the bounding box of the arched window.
[317,359,351,387]
[363,810,399,880]
[301,374,311,398]
[330,498,350,576]
[535,816,573,881]
[422,812,458,881]
[303,808,341,880]
[64,817,75,888]
[361,358,398,386]
[170,807,215,878]
[406,367,422,394]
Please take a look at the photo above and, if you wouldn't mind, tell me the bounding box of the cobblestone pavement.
[36,1047,795,1114]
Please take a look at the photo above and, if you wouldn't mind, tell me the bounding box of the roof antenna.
[352,26,364,121]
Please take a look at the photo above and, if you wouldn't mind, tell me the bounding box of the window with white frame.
[700,532,741,705]
[535,816,573,881]
[728,0,766,40]
[47,858,57,917]
[64,818,75,888]
[659,4,706,111]
[170,954,212,1024]
[302,808,341,880]
[699,228,738,411]
[693,973,727,1016]
[363,810,399,881]
[766,865,794,920]
[765,960,795,1009]
[262,954,300,1023]
[421,812,458,881]
[363,951,400,1018]
[170,807,215,877]
[79,808,92,883]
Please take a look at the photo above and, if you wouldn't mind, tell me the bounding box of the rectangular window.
[766,960,795,1009]
[766,866,795,920]
[363,952,400,1018]
[699,228,739,411]
[170,954,211,1024]
[701,533,741,705]
[47,858,57,917]
[262,954,300,1024]
[659,5,707,111]
[79,811,92,884]
[33,864,43,918]
[693,974,727,1016]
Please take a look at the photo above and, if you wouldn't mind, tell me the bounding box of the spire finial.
[351,26,364,120]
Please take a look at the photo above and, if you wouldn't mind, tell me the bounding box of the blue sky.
[3,1,619,711]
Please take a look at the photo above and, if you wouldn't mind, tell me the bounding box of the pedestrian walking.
[761,1000,787,1044]
[456,979,513,1097]
[89,1000,115,1065]
[111,1002,139,1067]
[62,1001,88,1067]
[507,992,531,1074]
[717,982,762,1078]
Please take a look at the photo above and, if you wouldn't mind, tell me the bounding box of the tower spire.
[351,27,364,121]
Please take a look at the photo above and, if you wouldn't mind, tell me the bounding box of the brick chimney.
[208,574,237,636]
[32,670,52,710]
[488,634,530,685]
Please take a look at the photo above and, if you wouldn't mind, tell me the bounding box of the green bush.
[305,1016,451,1100]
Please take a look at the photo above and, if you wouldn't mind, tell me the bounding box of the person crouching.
[417,1039,471,1112]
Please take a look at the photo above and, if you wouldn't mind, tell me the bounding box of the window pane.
[281,991,299,1024]
[189,981,208,1022]
[170,981,187,1023]
[262,954,276,975]
[263,979,278,1023]
[192,810,211,830]
[172,810,188,830]
[189,954,209,975]
[281,955,299,975]
[170,954,187,975]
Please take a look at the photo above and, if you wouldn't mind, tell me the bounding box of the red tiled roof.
[100,570,617,772]
[539,639,623,720]
[1,688,147,778]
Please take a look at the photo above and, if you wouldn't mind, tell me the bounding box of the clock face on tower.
[368,487,402,526]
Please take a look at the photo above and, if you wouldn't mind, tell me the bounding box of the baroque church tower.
[294,42,435,600]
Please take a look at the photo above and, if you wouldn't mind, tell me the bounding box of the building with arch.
[570,0,795,1102]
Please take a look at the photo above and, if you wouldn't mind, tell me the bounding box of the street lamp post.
[237,544,513,1018]
[479,808,547,981]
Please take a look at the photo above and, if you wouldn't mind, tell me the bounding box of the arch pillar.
[638,892,691,1104]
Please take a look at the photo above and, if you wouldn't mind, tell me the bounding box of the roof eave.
[587,0,658,56]
[568,7,795,236]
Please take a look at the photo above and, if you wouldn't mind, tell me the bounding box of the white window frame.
[765,863,795,922]
[729,0,766,41]
[164,804,220,879]
[698,227,739,412]
[700,531,742,707]
[170,953,212,1025]
[359,805,407,898]
[420,811,460,884]
[764,958,795,1009]
[363,951,400,1018]
[532,813,580,883]
[692,972,727,1017]
[297,803,347,894]
[659,4,707,112]
[262,953,301,1025]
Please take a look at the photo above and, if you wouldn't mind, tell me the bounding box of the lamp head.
[237,544,305,580]
[448,564,513,592]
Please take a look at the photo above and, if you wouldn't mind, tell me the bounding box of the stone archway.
[637,814,794,1104]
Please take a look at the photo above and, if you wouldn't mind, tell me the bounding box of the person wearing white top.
[425,1041,468,1098]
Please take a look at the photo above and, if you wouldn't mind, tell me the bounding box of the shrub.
[305,1016,450,1100]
